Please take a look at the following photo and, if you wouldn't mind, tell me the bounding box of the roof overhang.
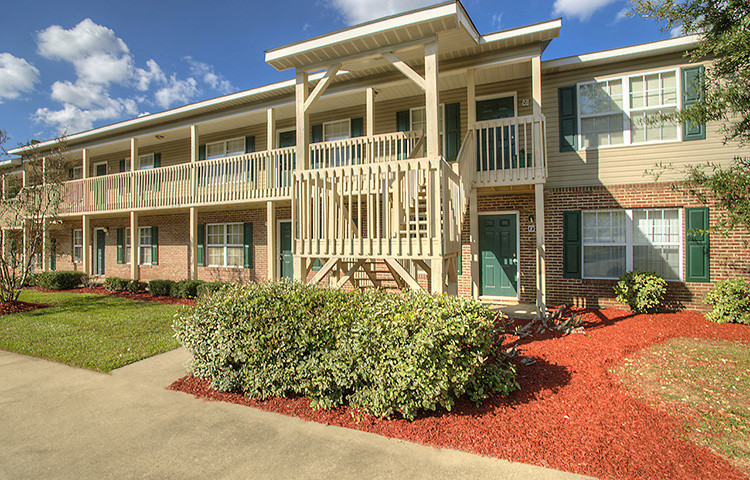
[542,35,701,74]
[0,158,22,169]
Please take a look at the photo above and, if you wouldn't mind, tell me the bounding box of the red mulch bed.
[29,286,196,306]
[0,300,47,314]
[169,308,750,480]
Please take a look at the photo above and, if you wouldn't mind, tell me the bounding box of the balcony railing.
[309,131,423,168]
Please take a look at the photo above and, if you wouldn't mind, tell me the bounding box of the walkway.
[0,349,594,479]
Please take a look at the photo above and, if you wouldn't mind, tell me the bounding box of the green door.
[279,221,293,280]
[96,229,105,276]
[479,214,517,297]
[476,96,517,171]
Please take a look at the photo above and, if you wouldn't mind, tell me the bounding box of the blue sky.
[0,0,678,149]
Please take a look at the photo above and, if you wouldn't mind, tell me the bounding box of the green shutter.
[36,252,42,269]
[445,102,460,162]
[558,86,578,152]
[682,65,706,141]
[243,222,253,269]
[153,153,161,168]
[457,253,462,276]
[685,207,710,282]
[311,124,323,143]
[68,168,75,180]
[396,110,410,132]
[197,224,205,267]
[116,228,124,264]
[119,159,126,173]
[151,226,158,265]
[562,210,582,278]
[245,136,255,153]
[350,118,364,137]
[198,145,206,161]
[50,239,56,271]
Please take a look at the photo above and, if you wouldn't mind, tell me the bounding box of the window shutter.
[153,153,161,168]
[197,224,205,267]
[68,168,74,180]
[685,207,710,282]
[243,222,253,269]
[350,118,364,137]
[457,254,462,276]
[119,159,126,173]
[50,239,56,271]
[682,65,706,141]
[445,102,460,162]
[198,145,206,161]
[116,228,124,264]
[153,153,162,190]
[562,210,582,278]
[396,110,410,132]
[311,124,323,168]
[151,226,158,265]
[245,136,255,153]
[558,86,578,152]
[311,124,323,143]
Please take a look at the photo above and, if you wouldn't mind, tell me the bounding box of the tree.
[635,0,750,234]
[0,132,72,302]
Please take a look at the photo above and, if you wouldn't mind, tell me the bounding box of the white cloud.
[134,59,166,91]
[670,25,685,38]
[613,8,629,23]
[327,0,435,25]
[154,76,199,109]
[491,13,503,30]
[34,102,135,134]
[552,0,618,21]
[185,57,235,95]
[0,53,40,101]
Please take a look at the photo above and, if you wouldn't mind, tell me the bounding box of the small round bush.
[170,279,203,298]
[705,278,750,324]
[32,271,87,290]
[126,280,147,293]
[614,271,667,313]
[148,279,175,296]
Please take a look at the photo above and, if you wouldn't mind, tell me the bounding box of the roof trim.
[542,34,701,71]
[480,18,562,44]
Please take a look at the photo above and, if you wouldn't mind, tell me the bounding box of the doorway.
[278,221,293,280]
[95,229,106,276]
[479,213,518,298]
[475,95,518,171]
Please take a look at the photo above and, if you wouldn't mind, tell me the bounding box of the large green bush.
[705,278,750,324]
[614,271,668,313]
[28,271,87,290]
[170,280,204,299]
[196,281,231,297]
[148,280,175,296]
[173,282,518,420]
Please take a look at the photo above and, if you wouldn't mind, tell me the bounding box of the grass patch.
[0,290,180,372]
[617,338,750,476]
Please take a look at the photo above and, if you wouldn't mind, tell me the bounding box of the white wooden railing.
[293,157,451,259]
[308,131,422,169]
[59,147,295,214]
[472,114,547,187]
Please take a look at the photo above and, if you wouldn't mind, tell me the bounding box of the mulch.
[0,300,47,314]
[29,286,196,306]
[169,307,750,480]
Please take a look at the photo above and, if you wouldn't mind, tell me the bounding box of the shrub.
[705,278,750,324]
[173,282,518,421]
[104,277,130,292]
[126,280,147,293]
[170,280,204,299]
[196,281,231,297]
[148,280,175,296]
[29,271,87,290]
[614,271,668,313]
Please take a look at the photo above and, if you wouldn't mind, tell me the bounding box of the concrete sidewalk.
[0,349,594,480]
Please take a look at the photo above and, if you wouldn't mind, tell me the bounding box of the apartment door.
[95,229,106,276]
[279,221,293,280]
[277,131,296,187]
[479,214,517,297]
[476,96,516,171]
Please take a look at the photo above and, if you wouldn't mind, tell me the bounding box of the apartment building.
[6,1,748,311]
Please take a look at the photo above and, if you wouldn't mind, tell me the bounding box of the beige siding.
[542,53,745,188]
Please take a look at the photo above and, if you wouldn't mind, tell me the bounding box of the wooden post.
[82,215,90,275]
[130,138,138,206]
[295,69,309,170]
[267,108,276,189]
[424,40,439,160]
[267,201,275,280]
[470,189,479,299]
[535,182,546,313]
[130,211,139,280]
[82,149,90,211]
[189,206,198,280]
[2,174,6,199]
[22,220,28,270]
[531,56,542,116]
[190,125,199,199]
[42,222,48,272]
[430,256,444,294]
[366,87,375,137]
[467,68,476,126]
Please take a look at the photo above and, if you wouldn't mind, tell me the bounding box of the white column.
[42,223,48,272]
[130,138,138,205]
[82,148,90,179]
[531,56,542,116]
[22,221,28,270]
[295,69,309,170]
[535,183,546,312]
[267,108,276,150]
[366,87,375,137]
[267,201,276,280]
[430,257,445,294]
[189,207,198,280]
[130,211,139,280]
[470,189,479,299]
[190,126,198,200]
[467,68,476,126]
[82,215,90,275]
[424,40,439,160]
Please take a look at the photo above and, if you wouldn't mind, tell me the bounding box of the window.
[577,69,680,149]
[206,223,243,267]
[138,153,154,170]
[72,166,83,180]
[582,208,682,280]
[206,138,245,160]
[73,229,83,263]
[124,227,131,264]
[323,120,350,142]
[139,227,152,265]
[410,105,446,155]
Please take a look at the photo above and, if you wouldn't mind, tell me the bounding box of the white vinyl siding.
[582,208,682,280]
[206,223,243,268]
[73,229,82,263]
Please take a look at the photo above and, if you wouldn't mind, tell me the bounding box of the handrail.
[308,130,421,168]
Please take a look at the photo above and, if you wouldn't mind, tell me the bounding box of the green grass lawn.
[0,290,181,372]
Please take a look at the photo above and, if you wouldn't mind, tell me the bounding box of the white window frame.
[138,153,155,170]
[410,104,447,156]
[322,119,351,142]
[205,137,246,160]
[138,226,152,265]
[124,227,131,264]
[73,229,82,263]
[206,222,244,268]
[582,208,684,281]
[576,68,682,150]
[93,161,108,176]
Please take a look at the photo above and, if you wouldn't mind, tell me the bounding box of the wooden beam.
[295,69,310,170]
[190,125,199,163]
[365,88,375,137]
[383,258,422,292]
[310,257,338,284]
[360,261,380,287]
[382,52,426,91]
[415,259,431,276]
[446,255,458,284]
[333,259,365,289]
[424,40,439,160]
[531,55,542,116]
[467,68,476,126]
[304,64,341,112]
[266,108,276,149]
[430,256,445,294]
